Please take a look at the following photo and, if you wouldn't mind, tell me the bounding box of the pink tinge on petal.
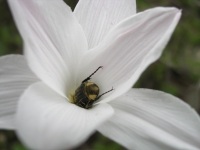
[76,7,181,103]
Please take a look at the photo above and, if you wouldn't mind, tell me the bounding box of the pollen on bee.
[88,94,97,100]
[68,93,75,104]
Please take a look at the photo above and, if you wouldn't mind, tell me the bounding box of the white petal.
[74,0,136,49]
[0,55,38,129]
[8,0,88,96]
[77,7,181,103]
[16,82,114,150]
[98,89,200,150]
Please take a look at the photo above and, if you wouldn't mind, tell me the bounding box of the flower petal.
[0,55,38,129]
[77,7,181,103]
[16,82,114,150]
[98,89,200,150]
[8,0,88,96]
[74,0,136,49]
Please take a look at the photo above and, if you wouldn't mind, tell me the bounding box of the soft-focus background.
[0,0,200,149]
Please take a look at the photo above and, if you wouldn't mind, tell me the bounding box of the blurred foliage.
[0,0,200,149]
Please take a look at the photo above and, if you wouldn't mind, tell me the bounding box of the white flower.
[0,0,200,149]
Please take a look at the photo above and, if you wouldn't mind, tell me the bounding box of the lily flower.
[1,0,200,149]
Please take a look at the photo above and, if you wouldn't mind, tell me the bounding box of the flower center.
[70,66,114,109]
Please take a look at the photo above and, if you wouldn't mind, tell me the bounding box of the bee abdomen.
[74,82,99,109]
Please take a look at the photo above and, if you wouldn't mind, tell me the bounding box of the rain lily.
[1,0,200,149]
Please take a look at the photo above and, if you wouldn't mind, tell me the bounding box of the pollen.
[68,93,75,104]
[88,94,97,100]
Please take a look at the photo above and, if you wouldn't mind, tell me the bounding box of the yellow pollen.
[89,94,97,100]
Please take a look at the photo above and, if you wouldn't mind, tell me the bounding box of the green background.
[0,0,200,149]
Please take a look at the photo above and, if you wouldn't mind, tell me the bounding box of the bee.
[74,66,114,109]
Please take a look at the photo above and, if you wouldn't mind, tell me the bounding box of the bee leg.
[82,66,103,83]
[85,100,94,109]
[96,87,114,100]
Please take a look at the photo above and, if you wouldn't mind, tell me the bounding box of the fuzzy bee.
[74,66,114,109]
